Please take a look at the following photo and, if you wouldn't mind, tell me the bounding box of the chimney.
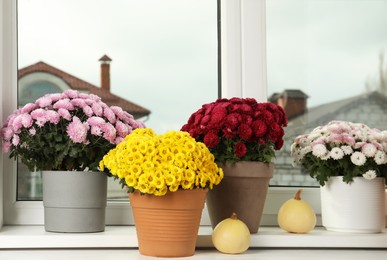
[269,89,308,119]
[99,54,112,92]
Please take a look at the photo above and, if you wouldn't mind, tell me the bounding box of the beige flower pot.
[206,161,273,233]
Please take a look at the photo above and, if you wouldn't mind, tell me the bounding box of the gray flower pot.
[42,171,107,233]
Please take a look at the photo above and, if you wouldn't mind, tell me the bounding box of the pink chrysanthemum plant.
[181,97,288,164]
[0,89,145,172]
[291,120,387,186]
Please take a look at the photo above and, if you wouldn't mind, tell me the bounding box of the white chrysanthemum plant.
[291,120,387,186]
[0,90,145,172]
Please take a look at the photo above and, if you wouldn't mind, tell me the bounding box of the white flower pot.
[320,176,386,233]
[385,190,387,225]
[43,171,107,233]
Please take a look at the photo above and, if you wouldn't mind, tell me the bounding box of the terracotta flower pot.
[129,188,207,257]
[206,161,273,233]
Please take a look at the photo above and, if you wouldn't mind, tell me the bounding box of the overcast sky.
[18,0,387,133]
[18,0,218,134]
[266,0,387,107]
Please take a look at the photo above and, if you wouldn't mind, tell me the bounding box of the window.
[16,0,219,201]
[19,81,63,106]
[266,0,387,187]
[1,0,309,227]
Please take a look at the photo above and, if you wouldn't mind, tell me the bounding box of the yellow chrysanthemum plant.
[99,128,224,196]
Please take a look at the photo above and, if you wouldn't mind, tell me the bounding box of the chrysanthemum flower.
[312,143,328,158]
[361,143,377,157]
[330,147,344,160]
[67,116,89,144]
[362,170,377,180]
[350,151,367,166]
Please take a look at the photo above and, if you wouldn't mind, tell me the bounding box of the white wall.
[1,0,17,228]
[0,0,4,228]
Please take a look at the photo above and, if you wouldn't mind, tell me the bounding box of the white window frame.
[1,0,321,228]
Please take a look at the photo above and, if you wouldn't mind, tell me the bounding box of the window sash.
[1,0,314,227]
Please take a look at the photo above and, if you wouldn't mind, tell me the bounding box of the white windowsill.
[0,225,386,249]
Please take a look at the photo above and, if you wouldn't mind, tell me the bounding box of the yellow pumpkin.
[277,189,316,233]
[211,213,250,254]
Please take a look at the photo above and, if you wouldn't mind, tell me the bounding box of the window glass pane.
[267,0,387,186]
[17,0,218,200]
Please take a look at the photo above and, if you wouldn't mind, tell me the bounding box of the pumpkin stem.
[230,212,238,220]
[294,189,303,200]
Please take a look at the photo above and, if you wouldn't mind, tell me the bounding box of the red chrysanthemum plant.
[181,97,288,164]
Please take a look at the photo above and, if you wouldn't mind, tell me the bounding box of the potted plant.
[181,97,288,233]
[291,120,387,233]
[99,128,223,257]
[0,89,145,232]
